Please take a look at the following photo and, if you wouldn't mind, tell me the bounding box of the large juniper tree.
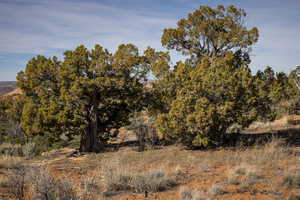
[153,5,271,147]
[17,44,159,152]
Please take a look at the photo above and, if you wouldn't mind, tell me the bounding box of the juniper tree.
[17,44,161,152]
[156,54,270,147]
[153,5,271,147]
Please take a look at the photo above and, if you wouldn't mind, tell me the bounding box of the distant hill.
[0,81,17,96]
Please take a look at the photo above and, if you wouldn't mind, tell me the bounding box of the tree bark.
[79,103,103,152]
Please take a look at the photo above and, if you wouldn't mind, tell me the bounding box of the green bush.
[156,55,269,147]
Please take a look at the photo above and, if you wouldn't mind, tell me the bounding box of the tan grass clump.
[209,183,226,196]
[179,186,207,200]
[101,157,176,196]
[0,155,23,169]
[30,167,78,200]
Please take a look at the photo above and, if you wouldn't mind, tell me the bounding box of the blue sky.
[0,0,300,81]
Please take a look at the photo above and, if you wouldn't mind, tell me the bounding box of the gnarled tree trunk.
[79,103,103,152]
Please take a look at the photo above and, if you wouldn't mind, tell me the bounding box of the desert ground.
[0,118,300,200]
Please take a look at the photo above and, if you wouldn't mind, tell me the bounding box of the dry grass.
[227,170,239,185]
[6,164,27,200]
[289,194,300,200]
[0,143,23,156]
[4,165,78,200]
[78,175,101,200]
[209,183,226,196]
[0,154,23,169]
[102,160,177,196]
[179,186,207,200]
[283,169,300,189]
[224,137,293,168]
[0,136,299,200]
[30,167,78,200]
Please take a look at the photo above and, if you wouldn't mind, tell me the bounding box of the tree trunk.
[79,103,103,152]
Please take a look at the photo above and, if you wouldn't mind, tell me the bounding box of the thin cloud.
[247,1,300,73]
[0,0,175,54]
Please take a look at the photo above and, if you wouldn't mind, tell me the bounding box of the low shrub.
[104,168,176,195]
[30,167,78,200]
[22,142,39,158]
[227,172,239,185]
[179,186,207,200]
[227,164,261,187]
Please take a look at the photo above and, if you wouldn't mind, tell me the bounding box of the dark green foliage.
[254,66,296,120]
[153,5,272,148]
[155,54,269,147]
[0,97,24,144]
[4,4,296,152]
[17,44,160,152]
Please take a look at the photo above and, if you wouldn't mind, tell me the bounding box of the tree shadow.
[94,127,300,154]
[104,139,175,152]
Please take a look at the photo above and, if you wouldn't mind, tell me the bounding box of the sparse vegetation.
[0,3,300,200]
[30,167,78,200]
[227,172,239,185]
[0,142,22,156]
[289,194,300,200]
[78,175,101,200]
[0,137,298,199]
[283,170,300,189]
[179,186,207,200]
[0,154,23,169]
[209,183,226,196]
[6,164,27,200]
[103,166,176,195]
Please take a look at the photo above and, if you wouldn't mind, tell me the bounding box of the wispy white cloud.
[0,0,176,54]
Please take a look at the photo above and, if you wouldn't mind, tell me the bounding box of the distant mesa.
[0,81,17,95]
[1,88,22,98]
[0,81,21,98]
